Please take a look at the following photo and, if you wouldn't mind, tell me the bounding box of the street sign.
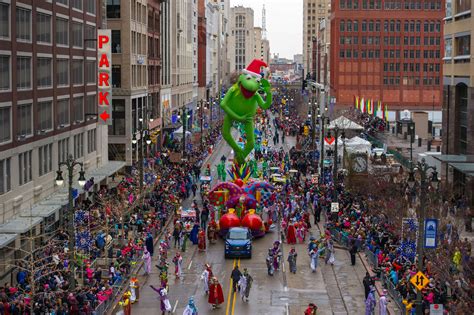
[429,304,444,315]
[424,218,438,248]
[331,202,339,213]
[410,271,430,291]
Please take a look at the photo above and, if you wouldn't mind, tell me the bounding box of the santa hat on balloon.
[242,59,268,78]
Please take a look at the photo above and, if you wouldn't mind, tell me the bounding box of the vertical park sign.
[98,30,112,125]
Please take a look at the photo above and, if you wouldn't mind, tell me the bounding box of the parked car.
[224,227,252,258]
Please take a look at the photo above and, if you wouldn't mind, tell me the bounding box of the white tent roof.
[328,116,364,130]
[345,136,372,154]
[173,126,192,135]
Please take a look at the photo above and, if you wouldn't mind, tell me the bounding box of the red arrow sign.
[99,111,110,122]
[325,136,335,145]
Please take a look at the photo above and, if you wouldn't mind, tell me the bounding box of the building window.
[107,0,121,18]
[85,61,96,84]
[72,60,83,85]
[456,0,471,13]
[108,99,125,135]
[37,57,52,88]
[57,0,69,5]
[445,38,452,57]
[85,94,97,117]
[57,98,70,126]
[58,138,69,163]
[73,133,84,159]
[73,96,84,123]
[38,144,52,176]
[457,83,468,154]
[17,103,32,137]
[340,20,345,32]
[112,65,121,87]
[0,55,10,91]
[112,30,121,53]
[16,56,31,89]
[456,35,470,56]
[16,7,31,42]
[56,18,69,46]
[0,3,10,39]
[37,13,51,44]
[71,0,83,11]
[72,22,83,47]
[85,0,96,15]
[0,158,11,195]
[18,150,32,185]
[0,106,11,143]
[57,59,69,86]
[38,101,53,131]
[85,25,96,49]
[87,129,96,154]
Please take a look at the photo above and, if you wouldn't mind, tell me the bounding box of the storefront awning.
[433,154,474,163]
[20,204,61,218]
[0,234,18,248]
[0,217,42,234]
[449,162,474,176]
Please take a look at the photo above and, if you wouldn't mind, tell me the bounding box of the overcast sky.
[229,0,303,60]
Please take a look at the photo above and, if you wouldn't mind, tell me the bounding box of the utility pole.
[182,105,187,160]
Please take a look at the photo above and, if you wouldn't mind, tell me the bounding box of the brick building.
[330,0,445,110]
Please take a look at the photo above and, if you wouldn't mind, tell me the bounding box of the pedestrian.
[145,233,154,256]
[181,232,188,252]
[287,247,298,274]
[150,285,172,315]
[172,252,183,278]
[282,132,285,144]
[309,248,319,273]
[363,272,374,300]
[238,268,253,302]
[173,223,181,248]
[230,265,242,292]
[198,228,206,251]
[191,182,197,197]
[304,303,318,315]
[182,296,198,315]
[349,242,358,266]
[142,248,152,275]
[379,289,388,315]
[200,264,212,295]
[208,277,224,309]
[325,239,335,265]
[365,285,376,315]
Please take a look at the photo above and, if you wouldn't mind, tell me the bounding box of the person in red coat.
[286,222,297,244]
[208,277,224,309]
[198,228,206,251]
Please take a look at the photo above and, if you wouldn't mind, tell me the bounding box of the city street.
[128,126,369,315]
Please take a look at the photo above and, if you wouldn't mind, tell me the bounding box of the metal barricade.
[364,248,378,269]
[381,273,406,314]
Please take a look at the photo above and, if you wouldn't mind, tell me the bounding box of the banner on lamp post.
[424,218,438,248]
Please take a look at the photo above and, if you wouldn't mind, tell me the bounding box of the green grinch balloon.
[220,59,272,164]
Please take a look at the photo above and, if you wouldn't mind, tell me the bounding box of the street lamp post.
[55,155,87,290]
[409,122,415,162]
[406,158,439,315]
[318,109,330,182]
[197,99,208,150]
[179,105,188,160]
[131,128,151,192]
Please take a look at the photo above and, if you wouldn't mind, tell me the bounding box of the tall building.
[229,6,255,72]
[147,0,163,151]
[0,1,121,225]
[160,0,172,139]
[107,0,149,165]
[318,17,330,87]
[206,1,220,97]
[211,0,231,88]
[303,0,331,78]
[197,0,207,100]
[253,27,270,64]
[329,0,444,109]
[170,0,196,134]
[440,0,474,203]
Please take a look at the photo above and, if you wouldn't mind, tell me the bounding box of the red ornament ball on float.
[219,212,241,230]
[241,213,263,231]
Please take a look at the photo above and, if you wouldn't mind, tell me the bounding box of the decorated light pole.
[131,127,151,193]
[406,158,439,314]
[55,155,87,290]
[318,110,330,182]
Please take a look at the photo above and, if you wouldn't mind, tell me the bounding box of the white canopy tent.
[327,116,364,130]
[172,126,192,137]
[344,136,372,154]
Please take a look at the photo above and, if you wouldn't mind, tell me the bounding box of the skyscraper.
[229,6,255,72]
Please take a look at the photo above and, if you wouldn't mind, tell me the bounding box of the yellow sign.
[410,271,430,291]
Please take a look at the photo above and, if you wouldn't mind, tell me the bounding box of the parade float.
[206,59,276,238]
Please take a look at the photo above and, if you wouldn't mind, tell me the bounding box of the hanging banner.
[98,29,112,125]
[424,218,438,248]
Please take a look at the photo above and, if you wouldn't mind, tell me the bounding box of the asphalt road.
[126,124,370,315]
